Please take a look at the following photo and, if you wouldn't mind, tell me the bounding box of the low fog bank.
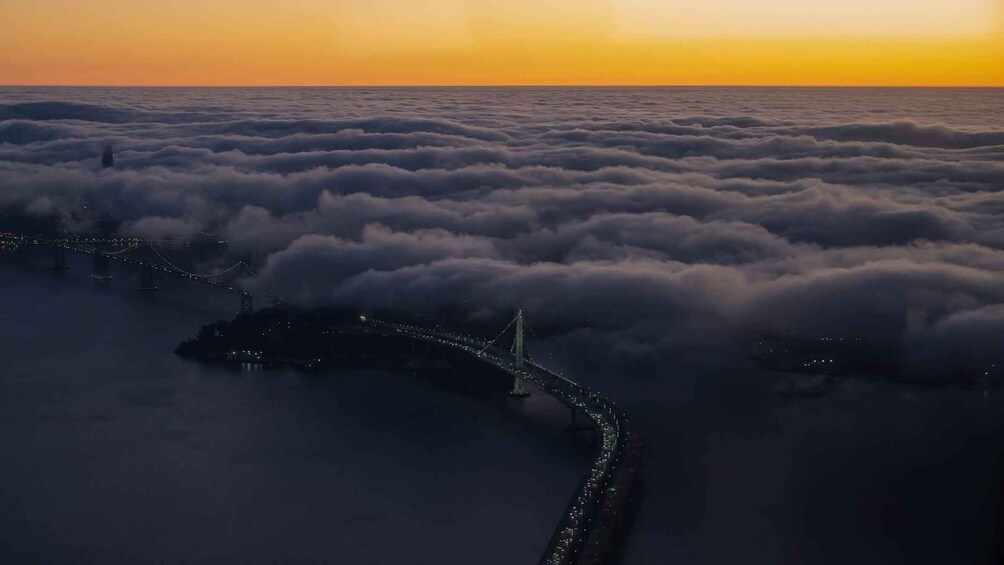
[3,88,1002,380]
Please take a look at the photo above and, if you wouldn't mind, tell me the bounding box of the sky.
[1,0,1003,86]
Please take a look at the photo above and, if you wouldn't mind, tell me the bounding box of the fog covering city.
[3,88,1003,376]
[2,87,1003,562]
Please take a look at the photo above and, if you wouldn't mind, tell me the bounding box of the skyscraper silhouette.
[101,145,114,168]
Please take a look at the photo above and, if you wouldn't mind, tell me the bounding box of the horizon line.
[2,84,1003,89]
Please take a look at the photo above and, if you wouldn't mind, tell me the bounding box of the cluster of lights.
[226,349,263,361]
[803,359,835,367]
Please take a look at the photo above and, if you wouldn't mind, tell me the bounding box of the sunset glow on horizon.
[2,0,1003,86]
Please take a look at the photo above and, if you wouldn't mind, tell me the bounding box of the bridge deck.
[2,235,263,301]
[368,320,643,565]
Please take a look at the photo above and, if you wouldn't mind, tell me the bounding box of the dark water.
[0,250,585,564]
[613,369,1004,564]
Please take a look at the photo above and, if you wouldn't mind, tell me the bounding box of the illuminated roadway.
[364,319,644,565]
[0,233,270,312]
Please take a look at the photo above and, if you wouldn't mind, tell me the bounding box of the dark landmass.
[176,306,515,396]
[750,333,1001,390]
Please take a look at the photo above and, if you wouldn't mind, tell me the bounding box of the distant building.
[101,145,114,168]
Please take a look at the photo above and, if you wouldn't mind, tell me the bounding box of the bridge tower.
[138,264,157,292]
[51,247,69,271]
[240,292,254,316]
[510,309,530,398]
[92,254,111,280]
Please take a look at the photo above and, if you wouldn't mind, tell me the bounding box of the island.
[176,306,516,396]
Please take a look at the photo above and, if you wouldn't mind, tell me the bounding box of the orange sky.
[1,0,1002,86]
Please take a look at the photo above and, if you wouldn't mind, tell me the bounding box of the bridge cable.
[74,242,139,256]
[150,244,247,279]
[478,315,518,356]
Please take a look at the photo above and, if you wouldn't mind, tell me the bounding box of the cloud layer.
[2,87,1003,378]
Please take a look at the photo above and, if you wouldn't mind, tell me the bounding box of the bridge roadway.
[365,320,643,565]
[1,234,264,309]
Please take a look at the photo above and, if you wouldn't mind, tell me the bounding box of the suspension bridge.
[362,310,644,565]
[0,231,269,314]
[2,230,643,565]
